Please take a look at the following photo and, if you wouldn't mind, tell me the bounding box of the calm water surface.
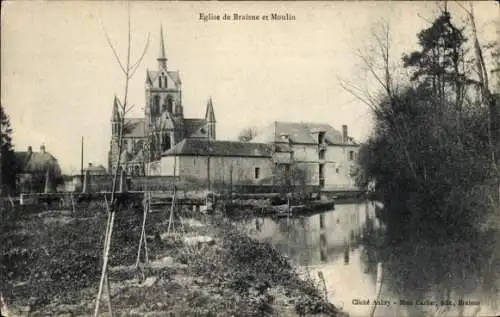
[234,202,500,317]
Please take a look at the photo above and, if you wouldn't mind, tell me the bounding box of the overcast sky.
[2,1,498,173]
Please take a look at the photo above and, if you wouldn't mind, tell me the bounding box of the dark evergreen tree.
[402,10,473,112]
[0,104,16,195]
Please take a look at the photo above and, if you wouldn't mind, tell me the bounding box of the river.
[234,202,500,317]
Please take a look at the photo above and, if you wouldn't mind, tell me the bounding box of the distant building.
[108,27,216,175]
[14,145,62,193]
[154,122,360,191]
[157,139,274,188]
[85,163,108,175]
[251,122,360,191]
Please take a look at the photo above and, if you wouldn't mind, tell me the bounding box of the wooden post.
[369,262,383,317]
[317,271,328,300]
[82,169,89,194]
[119,169,127,193]
[43,169,52,194]
[80,136,84,185]
[136,192,149,267]
[207,154,211,193]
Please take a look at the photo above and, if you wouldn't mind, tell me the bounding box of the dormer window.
[280,133,290,142]
[319,149,326,160]
[318,131,326,144]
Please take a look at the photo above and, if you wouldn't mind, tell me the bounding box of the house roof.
[162,139,273,157]
[86,164,107,175]
[252,121,358,145]
[14,151,61,174]
[123,118,146,138]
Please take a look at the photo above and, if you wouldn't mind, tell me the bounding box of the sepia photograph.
[1,1,499,316]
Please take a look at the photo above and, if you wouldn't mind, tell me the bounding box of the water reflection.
[236,202,500,317]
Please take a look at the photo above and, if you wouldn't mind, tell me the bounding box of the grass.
[1,204,347,317]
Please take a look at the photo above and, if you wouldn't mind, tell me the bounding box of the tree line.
[350,5,499,244]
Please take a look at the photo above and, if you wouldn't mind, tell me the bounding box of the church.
[108,27,216,175]
[108,27,360,191]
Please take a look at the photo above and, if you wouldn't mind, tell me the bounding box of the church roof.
[184,118,207,138]
[131,149,145,163]
[123,118,146,138]
[162,139,272,158]
[119,150,134,163]
[146,70,182,88]
[252,121,357,145]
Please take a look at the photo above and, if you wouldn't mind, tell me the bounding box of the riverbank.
[1,206,347,316]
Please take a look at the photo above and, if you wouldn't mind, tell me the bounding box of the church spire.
[111,95,121,136]
[205,97,216,140]
[157,25,167,70]
[205,97,216,122]
[112,95,120,121]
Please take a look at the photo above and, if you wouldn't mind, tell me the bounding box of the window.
[319,164,325,188]
[254,167,260,179]
[318,131,326,144]
[162,134,171,151]
[280,134,289,142]
[159,77,163,88]
[153,96,160,115]
[167,97,173,113]
[348,150,354,161]
[336,167,339,174]
[319,149,326,160]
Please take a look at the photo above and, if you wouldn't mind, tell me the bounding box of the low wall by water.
[68,173,328,195]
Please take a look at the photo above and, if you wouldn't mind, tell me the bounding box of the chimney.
[40,145,46,153]
[342,125,348,143]
[27,146,32,154]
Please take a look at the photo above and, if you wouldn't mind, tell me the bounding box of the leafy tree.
[0,104,16,196]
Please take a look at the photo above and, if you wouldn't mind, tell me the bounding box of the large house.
[108,27,216,175]
[14,145,62,193]
[156,122,359,191]
[251,122,359,190]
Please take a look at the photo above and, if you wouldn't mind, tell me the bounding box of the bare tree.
[237,126,258,142]
[94,4,150,316]
[339,21,421,183]
[456,1,500,205]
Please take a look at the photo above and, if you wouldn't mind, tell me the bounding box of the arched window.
[153,96,160,115]
[158,77,162,88]
[162,134,171,151]
[167,96,173,113]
